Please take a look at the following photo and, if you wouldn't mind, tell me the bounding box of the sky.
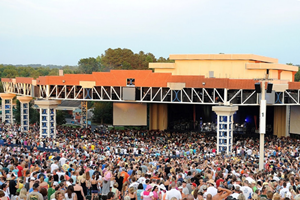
[0,0,299,66]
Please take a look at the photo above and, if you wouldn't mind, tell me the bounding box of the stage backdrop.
[290,106,300,134]
[113,103,147,126]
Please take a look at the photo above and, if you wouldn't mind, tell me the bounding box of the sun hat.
[159,184,166,191]
[146,185,153,191]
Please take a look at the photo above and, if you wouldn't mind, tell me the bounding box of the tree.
[78,57,100,74]
[294,65,300,82]
[100,48,171,71]
[56,110,66,125]
[92,102,113,124]
[13,100,40,125]
[0,82,3,93]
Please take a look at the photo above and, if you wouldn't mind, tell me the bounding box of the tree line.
[0,48,173,92]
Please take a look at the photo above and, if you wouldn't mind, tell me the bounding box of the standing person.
[54,192,64,200]
[0,191,9,200]
[102,177,111,200]
[16,162,24,179]
[142,185,154,200]
[9,174,19,198]
[152,186,159,200]
[26,183,43,200]
[19,188,28,200]
[136,184,144,200]
[74,180,86,200]
[39,188,48,200]
[115,172,124,193]
[128,187,137,200]
[212,187,232,200]
[206,180,217,197]
[65,186,77,200]
[80,174,88,197]
[47,182,56,200]
[90,175,98,200]
[107,192,114,200]
[240,181,253,199]
[85,172,91,196]
[182,181,190,198]
[111,183,120,200]
[166,182,182,200]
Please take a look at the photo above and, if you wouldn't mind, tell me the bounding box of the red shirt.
[216,178,224,188]
[17,165,23,177]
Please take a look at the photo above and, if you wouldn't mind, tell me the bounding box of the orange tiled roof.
[1,70,297,90]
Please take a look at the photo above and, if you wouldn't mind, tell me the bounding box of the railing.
[0,140,60,153]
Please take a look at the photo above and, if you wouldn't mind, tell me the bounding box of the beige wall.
[280,71,292,81]
[154,60,267,79]
[150,55,296,81]
[269,70,279,79]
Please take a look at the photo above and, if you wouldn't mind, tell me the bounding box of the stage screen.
[113,103,147,126]
[290,106,300,134]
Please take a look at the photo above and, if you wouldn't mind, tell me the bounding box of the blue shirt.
[128,170,133,176]
[89,169,95,177]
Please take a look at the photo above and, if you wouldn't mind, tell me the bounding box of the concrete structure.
[34,100,61,138]
[1,54,299,137]
[17,96,32,132]
[0,93,16,125]
[213,105,238,154]
[150,54,297,83]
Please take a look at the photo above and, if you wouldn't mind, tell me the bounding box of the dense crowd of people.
[0,124,300,200]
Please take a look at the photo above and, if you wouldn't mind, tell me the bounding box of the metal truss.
[4,80,300,105]
[36,85,260,105]
[2,82,32,96]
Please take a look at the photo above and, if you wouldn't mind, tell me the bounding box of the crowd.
[0,124,300,200]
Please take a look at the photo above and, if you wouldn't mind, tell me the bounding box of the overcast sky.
[0,0,299,66]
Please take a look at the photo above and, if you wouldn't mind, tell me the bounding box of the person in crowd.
[1,124,300,200]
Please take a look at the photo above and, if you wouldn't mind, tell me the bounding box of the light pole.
[255,75,272,171]
[259,80,266,171]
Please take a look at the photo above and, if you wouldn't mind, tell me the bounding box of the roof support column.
[212,105,238,155]
[17,96,32,132]
[0,93,16,125]
[35,100,61,138]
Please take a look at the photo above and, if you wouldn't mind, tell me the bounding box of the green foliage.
[92,102,113,124]
[0,82,3,93]
[30,107,40,125]
[56,110,67,125]
[0,64,78,80]
[13,100,40,125]
[78,57,100,74]
[294,65,300,82]
[100,48,173,71]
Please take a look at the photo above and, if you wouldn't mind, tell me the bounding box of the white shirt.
[59,157,67,166]
[50,163,59,173]
[166,189,182,200]
[245,177,255,184]
[206,186,217,197]
[280,188,289,198]
[231,193,240,199]
[247,149,252,155]
[241,186,253,199]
